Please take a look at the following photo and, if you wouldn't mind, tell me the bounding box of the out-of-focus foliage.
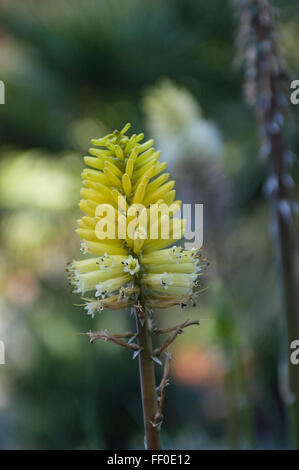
[143,79,223,166]
[0,0,298,450]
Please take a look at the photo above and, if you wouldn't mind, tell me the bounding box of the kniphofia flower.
[68,123,206,450]
[68,123,204,314]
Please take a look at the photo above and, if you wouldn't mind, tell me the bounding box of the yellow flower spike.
[84,156,106,171]
[70,123,204,312]
[125,235,134,250]
[133,182,147,204]
[76,228,99,242]
[95,275,132,298]
[132,163,155,192]
[71,257,99,273]
[80,188,107,205]
[121,255,140,275]
[143,221,185,252]
[82,168,108,185]
[114,144,124,161]
[143,180,175,206]
[134,148,157,168]
[119,122,131,135]
[77,218,90,229]
[137,139,154,153]
[89,147,114,158]
[122,173,132,198]
[103,166,123,189]
[136,154,159,174]
[111,189,128,213]
[132,208,147,254]
[145,172,169,194]
[99,142,117,153]
[83,241,127,256]
[133,237,145,255]
[94,219,117,241]
[125,158,134,178]
[152,161,167,177]
[95,204,120,226]
[104,160,123,177]
[69,123,207,449]
[163,190,176,205]
[141,246,182,264]
[91,135,114,146]
[82,179,106,192]
[144,262,196,274]
[128,146,139,163]
[138,206,148,229]
[132,160,156,182]
[124,134,138,153]
[89,180,114,200]
[79,199,98,217]
[136,133,145,142]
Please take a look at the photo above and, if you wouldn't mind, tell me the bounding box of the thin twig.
[153,320,199,356]
[107,331,136,339]
[150,352,172,430]
[154,319,200,336]
[79,330,140,351]
[74,331,136,339]
[155,353,172,423]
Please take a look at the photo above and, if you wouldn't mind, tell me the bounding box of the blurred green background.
[0,0,298,449]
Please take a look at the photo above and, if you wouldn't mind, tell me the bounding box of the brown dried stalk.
[234,0,299,448]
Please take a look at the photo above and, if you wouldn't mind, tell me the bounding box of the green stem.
[136,308,162,450]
